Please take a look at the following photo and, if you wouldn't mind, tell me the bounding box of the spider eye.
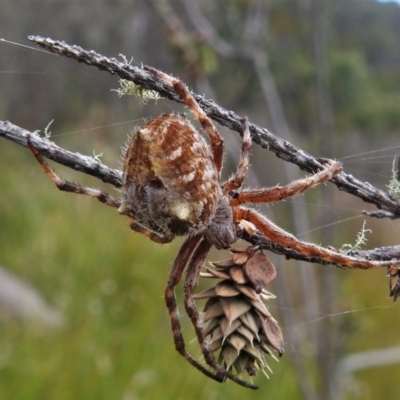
[149,177,164,189]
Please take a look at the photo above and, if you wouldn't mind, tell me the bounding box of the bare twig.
[243,231,400,263]
[362,210,400,219]
[0,120,122,187]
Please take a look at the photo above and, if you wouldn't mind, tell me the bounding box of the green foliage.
[330,52,369,113]
[329,50,400,133]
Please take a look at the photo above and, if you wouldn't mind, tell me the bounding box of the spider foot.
[194,246,284,385]
[202,365,258,389]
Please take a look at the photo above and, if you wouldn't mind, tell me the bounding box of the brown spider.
[27,66,393,389]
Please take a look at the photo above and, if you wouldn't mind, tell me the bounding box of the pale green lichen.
[33,119,54,139]
[112,54,161,105]
[387,156,400,199]
[341,221,372,251]
[91,151,103,163]
[112,79,161,104]
[118,53,134,66]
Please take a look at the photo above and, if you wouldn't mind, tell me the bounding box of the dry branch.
[0,120,121,187]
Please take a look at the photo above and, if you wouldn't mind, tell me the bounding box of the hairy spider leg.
[28,138,171,244]
[231,159,342,206]
[183,237,258,389]
[128,217,173,244]
[144,66,224,175]
[222,117,252,193]
[235,207,396,269]
[28,138,120,208]
[164,234,226,383]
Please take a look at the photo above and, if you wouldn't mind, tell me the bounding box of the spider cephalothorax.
[27,65,395,390]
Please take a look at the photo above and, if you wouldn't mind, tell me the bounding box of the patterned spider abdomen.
[119,113,220,239]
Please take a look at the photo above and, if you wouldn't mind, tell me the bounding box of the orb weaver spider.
[27,66,392,389]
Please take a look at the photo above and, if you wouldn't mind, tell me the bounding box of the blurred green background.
[1,1,400,399]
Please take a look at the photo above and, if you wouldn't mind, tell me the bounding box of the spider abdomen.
[119,113,220,238]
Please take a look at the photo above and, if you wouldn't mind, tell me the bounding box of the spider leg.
[165,234,225,383]
[28,138,120,208]
[222,117,251,193]
[231,159,342,206]
[144,66,224,175]
[183,237,258,389]
[236,207,396,269]
[127,218,173,244]
[29,138,172,244]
